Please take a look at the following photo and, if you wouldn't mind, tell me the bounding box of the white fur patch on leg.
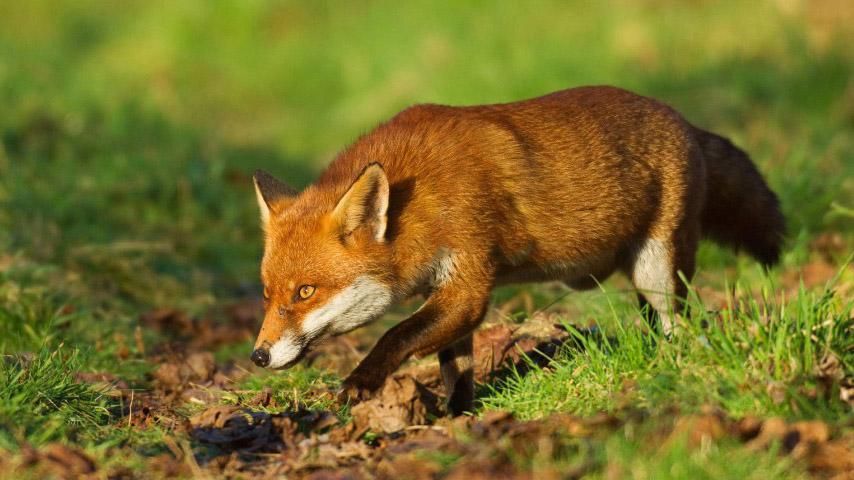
[301,275,394,338]
[632,238,676,335]
[268,335,302,369]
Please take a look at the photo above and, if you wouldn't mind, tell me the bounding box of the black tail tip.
[752,231,785,269]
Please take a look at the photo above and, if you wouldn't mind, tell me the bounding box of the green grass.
[227,366,341,414]
[479,272,854,420]
[0,348,112,450]
[0,0,852,477]
[590,431,804,480]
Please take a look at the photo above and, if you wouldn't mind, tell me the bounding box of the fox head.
[249,164,396,369]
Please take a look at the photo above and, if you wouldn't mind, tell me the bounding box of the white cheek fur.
[267,335,302,369]
[301,276,394,338]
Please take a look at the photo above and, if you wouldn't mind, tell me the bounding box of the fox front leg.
[339,258,493,407]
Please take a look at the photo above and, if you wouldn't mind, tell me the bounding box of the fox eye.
[297,285,315,300]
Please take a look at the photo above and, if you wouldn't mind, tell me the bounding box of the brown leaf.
[147,453,191,478]
[140,308,193,335]
[375,452,443,479]
[42,443,96,478]
[445,458,527,480]
[806,438,854,476]
[766,381,787,405]
[304,469,369,480]
[788,420,832,458]
[249,387,273,408]
[667,414,726,448]
[781,260,838,291]
[152,363,182,389]
[186,352,216,380]
[350,374,441,433]
[733,416,763,441]
[840,377,854,407]
[810,232,847,261]
[790,420,831,445]
[473,324,516,378]
[746,417,789,451]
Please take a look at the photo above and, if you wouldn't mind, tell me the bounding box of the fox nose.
[251,348,270,368]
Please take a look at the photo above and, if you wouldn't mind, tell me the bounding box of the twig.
[128,389,134,428]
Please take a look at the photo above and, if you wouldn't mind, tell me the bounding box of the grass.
[0,348,111,450]
[0,0,852,477]
[227,366,341,414]
[479,272,854,420]
[591,432,804,480]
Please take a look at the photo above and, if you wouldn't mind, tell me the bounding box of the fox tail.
[694,127,785,267]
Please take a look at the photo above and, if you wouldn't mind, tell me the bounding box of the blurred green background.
[1,0,852,313]
[1,1,853,471]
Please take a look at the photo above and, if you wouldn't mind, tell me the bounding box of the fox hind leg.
[438,334,474,416]
[628,232,697,336]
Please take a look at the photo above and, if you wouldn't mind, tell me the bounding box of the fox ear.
[331,163,389,242]
[254,170,297,226]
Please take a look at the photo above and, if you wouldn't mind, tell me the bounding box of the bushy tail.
[694,127,785,267]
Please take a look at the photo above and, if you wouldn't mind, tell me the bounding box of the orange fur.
[251,86,784,414]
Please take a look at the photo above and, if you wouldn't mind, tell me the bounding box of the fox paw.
[336,378,379,405]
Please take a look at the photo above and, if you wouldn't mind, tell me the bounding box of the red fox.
[249,86,784,415]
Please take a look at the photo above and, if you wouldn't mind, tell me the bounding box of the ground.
[0,1,853,479]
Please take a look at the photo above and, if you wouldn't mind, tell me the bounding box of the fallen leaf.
[667,414,726,448]
[152,363,182,389]
[766,381,787,405]
[840,377,854,407]
[788,420,831,458]
[473,324,516,378]
[790,420,831,445]
[147,453,191,478]
[249,387,273,408]
[733,416,762,441]
[781,260,838,291]
[806,438,854,476]
[186,352,216,380]
[375,452,444,479]
[445,458,527,480]
[350,374,441,433]
[140,308,193,335]
[42,443,96,478]
[747,417,789,450]
[810,232,847,261]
